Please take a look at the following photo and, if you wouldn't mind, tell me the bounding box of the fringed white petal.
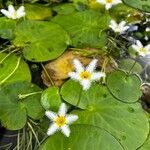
[132,45,140,52]
[66,114,78,124]
[86,59,98,72]
[136,40,143,48]
[45,111,57,121]
[1,9,11,18]
[61,125,70,137]
[73,59,84,72]
[113,0,122,5]
[145,44,150,51]
[80,79,91,90]
[110,20,118,29]
[8,5,15,14]
[58,103,67,116]
[92,72,105,81]
[68,72,80,80]
[105,3,112,10]
[96,0,105,4]
[47,124,58,136]
[119,21,126,29]
[17,6,25,18]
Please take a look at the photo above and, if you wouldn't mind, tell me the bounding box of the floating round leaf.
[39,125,124,150]
[25,4,53,20]
[68,84,149,150]
[52,10,110,48]
[107,71,142,103]
[13,20,71,62]
[0,53,31,86]
[0,81,44,130]
[52,3,75,15]
[119,59,142,74]
[0,17,16,39]
[123,0,150,12]
[41,86,61,111]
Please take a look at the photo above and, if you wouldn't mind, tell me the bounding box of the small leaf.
[41,86,61,111]
[0,17,16,39]
[25,4,53,20]
[123,0,150,12]
[119,59,142,74]
[106,71,142,103]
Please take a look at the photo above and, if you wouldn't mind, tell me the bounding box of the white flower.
[132,40,150,57]
[45,103,78,137]
[146,27,150,32]
[109,20,129,34]
[97,0,122,10]
[68,59,106,90]
[1,5,25,19]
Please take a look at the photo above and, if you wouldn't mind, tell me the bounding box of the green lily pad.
[119,59,142,74]
[41,86,61,111]
[65,83,149,150]
[0,53,31,86]
[52,3,75,15]
[52,10,111,48]
[0,17,16,39]
[25,4,53,20]
[139,116,150,150]
[13,20,71,62]
[107,71,142,103]
[0,81,44,130]
[123,0,150,12]
[39,125,124,150]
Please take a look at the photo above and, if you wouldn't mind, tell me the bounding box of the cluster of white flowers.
[97,0,122,10]
[1,5,25,19]
[45,103,78,137]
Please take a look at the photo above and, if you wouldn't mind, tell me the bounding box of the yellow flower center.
[55,116,66,127]
[80,71,91,79]
[140,47,147,54]
[12,12,17,18]
[106,0,113,3]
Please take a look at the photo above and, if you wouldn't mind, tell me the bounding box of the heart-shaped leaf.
[41,86,61,111]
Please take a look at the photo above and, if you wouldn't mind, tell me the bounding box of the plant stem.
[128,60,137,75]
[18,91,42,100]
[41,63,54,86]
[27,122,40,147]
[0,57,21,86]
[76,87,83,108]
[0,49,19,64]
